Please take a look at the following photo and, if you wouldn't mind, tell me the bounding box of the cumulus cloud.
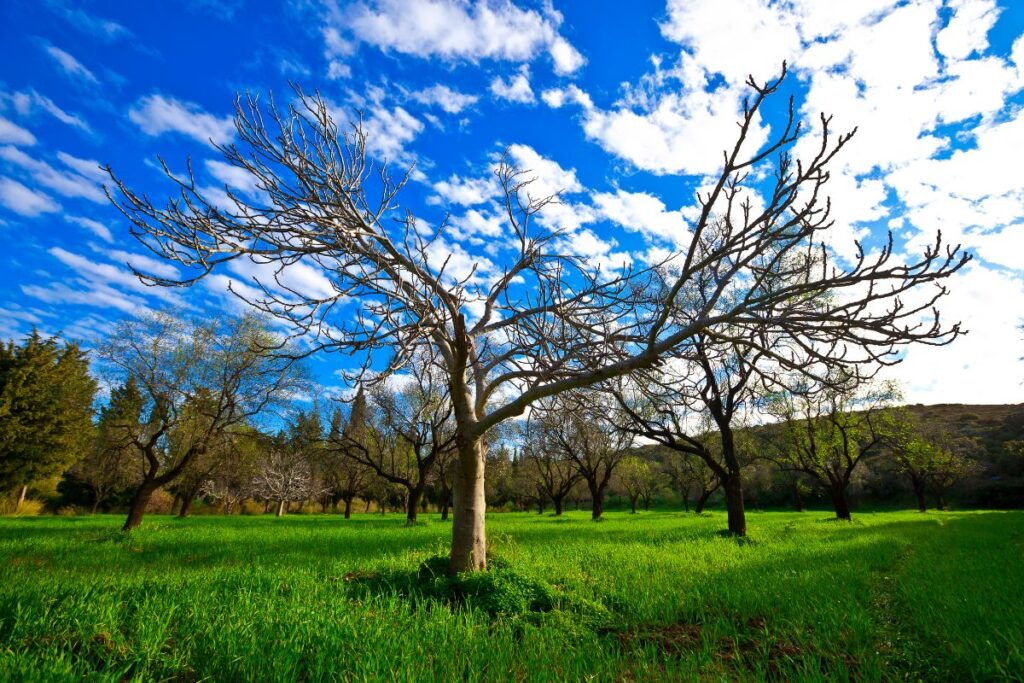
[128,94,234,146]
[410,84,479,113]
[490,66,535,104]
[362,106,424,160]
[321,0,584,76]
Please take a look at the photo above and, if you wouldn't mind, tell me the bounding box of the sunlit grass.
[0,509,1020,681]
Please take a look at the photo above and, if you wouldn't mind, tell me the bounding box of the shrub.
[0,497,44,516]
[239,499,265,515]
[56,505,77,517]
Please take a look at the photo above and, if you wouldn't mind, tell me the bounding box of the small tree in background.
[100,312,303,531]
[70,378,143,513]
[767,377,897,520]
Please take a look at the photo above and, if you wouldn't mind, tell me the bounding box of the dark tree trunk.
[553,495,564,516]
[830,485,852,521]
[343,496,353,519]
[793,483,804,512]
[123,482,157,531]
[642,495,650,511]
[586,479,605,521]
[178,489,198,518]
[536,499,544,514]
[682,492,690,513]
[694,488,713,514]
[934,489,948,511]
[364,499,371,513]
[723,471,746,536]
[90,494,102,515]
[911,475,927,512]
[440,491,450,521]
[407,485,423,523]
[629,495,638,514]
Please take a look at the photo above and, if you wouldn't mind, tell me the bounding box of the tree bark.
[276,499,286,517]
[16,485,27,511]
[694,488,713,514]
[343,496,353,519]
[178,489,198,518]
[449,434,487,573]
[90,494,101,515]
[406,484,423,523]
[830,485,852,521]
[629,495,638,514]
[934,490,948,511]
[911,476,927,512]
[440,491,450,521]
[553,495,564,516]
[536,499,545,514]
[723,471,746,536]
[123,482,157,531]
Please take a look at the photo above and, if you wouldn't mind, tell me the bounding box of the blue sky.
[1,0,1022,405]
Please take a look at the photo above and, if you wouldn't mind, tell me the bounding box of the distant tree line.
[1,312,1021,527]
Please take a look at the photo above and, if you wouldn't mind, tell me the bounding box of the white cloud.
[205,159,259,195]
[0,177,60,216]
[363,106,424,160]
[323,0,583,75]
[0,146,105,202]
[592,189,691,245]
[490,66,534,104]
[44,45,100,86]
[0,117,36,146]
[67,215,113,242]
[432,173,498,206]
[507,144,581,197]
[410,84,479,113]
[128,94,234,146]
[549,36,585,75]
[0,90,91,134]
[882,263,1024,404]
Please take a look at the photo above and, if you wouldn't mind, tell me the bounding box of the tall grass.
[0,510,1020,681]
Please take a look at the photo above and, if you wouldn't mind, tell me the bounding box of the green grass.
[0,509,1021,682]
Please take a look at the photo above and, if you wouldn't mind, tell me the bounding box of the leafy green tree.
[767,378,897,520]
[100,312,305,531]
[0,332,96,508]
[70,378,143,513]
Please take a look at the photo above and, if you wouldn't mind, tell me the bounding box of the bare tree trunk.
[793,483,804,512]
[178,489,198,518]
[934,489,948,511]
[364,499,371,513]
[343,496,353,519]
[694,488,713,514]
[449,435,487,573]
[90,494,101,515]
[537,498,545,514]
[681,492,690,513]
[123,482,157,531]
[276,499,286,517]
[911,475,927,512]
[16,485,27,511]
[723,472,746,536]
[440,490,450,521]
[830,485,852,521]
[553,495,564,516]
[629,495,638,514]
[264,500,273,514]
[406,484,423,524]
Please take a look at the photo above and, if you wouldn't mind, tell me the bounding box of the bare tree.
[107,66,968,570]
[99,312,303,531]
[538,392,632,520]
[323,404,374,518]
[252,427,324,517]
[522,415,581,516]
[335,358,456,523]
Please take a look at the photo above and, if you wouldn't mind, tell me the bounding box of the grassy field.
[0,509,1021,682]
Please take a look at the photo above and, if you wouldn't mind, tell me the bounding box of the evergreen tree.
[0,331,97,507]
